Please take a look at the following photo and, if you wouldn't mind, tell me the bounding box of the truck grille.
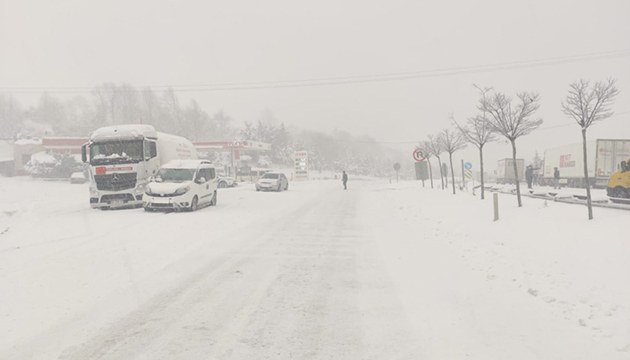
[95,173,137,191]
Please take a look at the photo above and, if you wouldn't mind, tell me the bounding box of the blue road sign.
[464,162,473,170]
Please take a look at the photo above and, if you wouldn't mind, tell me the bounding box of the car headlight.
[136,184,146,193]
[175,186,189,195]
[145,186,153,195]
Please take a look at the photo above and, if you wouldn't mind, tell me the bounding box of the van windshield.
[155,168,195,183]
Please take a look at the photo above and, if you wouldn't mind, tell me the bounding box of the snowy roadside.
[361,181,630,359]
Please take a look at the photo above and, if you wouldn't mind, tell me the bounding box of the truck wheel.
[190,196,199,212]
[611,186,628,199]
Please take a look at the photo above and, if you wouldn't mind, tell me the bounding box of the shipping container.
[496,158,524,184]
[542,139,630,188]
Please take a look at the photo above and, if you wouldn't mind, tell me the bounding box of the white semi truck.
[82,125,197,209]
[542,139,630,188]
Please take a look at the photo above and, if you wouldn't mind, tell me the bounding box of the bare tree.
[419,141,434,188]
[480,91,542,207]
[440,128,467,194]
[118,83,140,124]
[163,87,184,135]
[452,87,497,200]
[561,78,619,220]
[213,109,233,140]
[141,87,160,127]
[427,134,445,189]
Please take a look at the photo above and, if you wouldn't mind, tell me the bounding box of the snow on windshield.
[90,141,143,164]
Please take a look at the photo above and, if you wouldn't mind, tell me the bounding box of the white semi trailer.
[542,139,630,188]
[82,125,197,209]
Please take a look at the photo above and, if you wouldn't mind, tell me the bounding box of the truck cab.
[607,156,630,198]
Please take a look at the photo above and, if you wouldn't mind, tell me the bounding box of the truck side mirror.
[147,141,157,159]
[81,145,87,163]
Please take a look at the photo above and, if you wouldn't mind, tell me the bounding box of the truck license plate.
[110,200,123,207]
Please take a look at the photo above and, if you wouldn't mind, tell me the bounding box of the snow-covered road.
[1,178,628,359]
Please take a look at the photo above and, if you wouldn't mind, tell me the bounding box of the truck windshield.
[155,168,195,183]
[90,140,143,165]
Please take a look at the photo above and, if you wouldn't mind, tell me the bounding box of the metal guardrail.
[487,187,630,211]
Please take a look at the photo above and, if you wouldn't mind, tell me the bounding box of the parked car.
[255,172,289,192]
[143,160,218,212]
[218,175,237,188]
[70,171,87,184]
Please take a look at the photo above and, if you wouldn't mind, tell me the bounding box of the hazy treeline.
[0,83,238,141]
[0,86,405,177]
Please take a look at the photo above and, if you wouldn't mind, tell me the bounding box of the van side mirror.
[196,177,206,184]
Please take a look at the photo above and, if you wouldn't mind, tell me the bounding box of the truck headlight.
[89,186,98,196]
[175,186,189,195]
[136,184,146,193]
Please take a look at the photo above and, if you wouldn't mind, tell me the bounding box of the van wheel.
[190,196,199,211]
[611,186,628,199]
[210,191,217,206]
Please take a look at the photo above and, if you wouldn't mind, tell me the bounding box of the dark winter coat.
[342,173,348,182]
[554,169,560,179]
[525,167,533,180]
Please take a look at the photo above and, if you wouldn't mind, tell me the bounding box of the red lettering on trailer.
[96,167,106,175]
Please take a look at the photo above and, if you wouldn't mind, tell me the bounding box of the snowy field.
[0,177,629,359]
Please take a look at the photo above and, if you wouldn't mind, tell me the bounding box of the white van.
[143,160,218,212]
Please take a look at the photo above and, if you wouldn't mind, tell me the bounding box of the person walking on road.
[342,171,348,190]
[553,167,561,189]
[525,165,534,189]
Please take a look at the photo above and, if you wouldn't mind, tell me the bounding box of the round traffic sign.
[464,162,472,170]
[413,148,426,162]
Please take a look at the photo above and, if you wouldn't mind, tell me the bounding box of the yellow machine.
[607,156,630,198]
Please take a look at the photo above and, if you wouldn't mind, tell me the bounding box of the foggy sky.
[1,0,629,171]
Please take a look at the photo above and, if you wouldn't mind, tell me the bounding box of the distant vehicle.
[542,139,630,188]
[606,155,630,198]
[256,172,289,192]
[82,124,197,209]
[70,171,87,184]
[237,167,272,182]
[496,158,524,184]
[218,175,237,188]
[143,160,218,212]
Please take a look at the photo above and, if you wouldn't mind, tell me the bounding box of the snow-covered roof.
[90,124,157,142]
[15,138,43,145]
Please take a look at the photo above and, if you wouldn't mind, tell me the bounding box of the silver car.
[255,172,289,192]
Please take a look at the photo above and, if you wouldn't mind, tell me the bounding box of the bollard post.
[493,193,499,221]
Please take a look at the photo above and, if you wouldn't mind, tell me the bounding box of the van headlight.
[175,186,189,195]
